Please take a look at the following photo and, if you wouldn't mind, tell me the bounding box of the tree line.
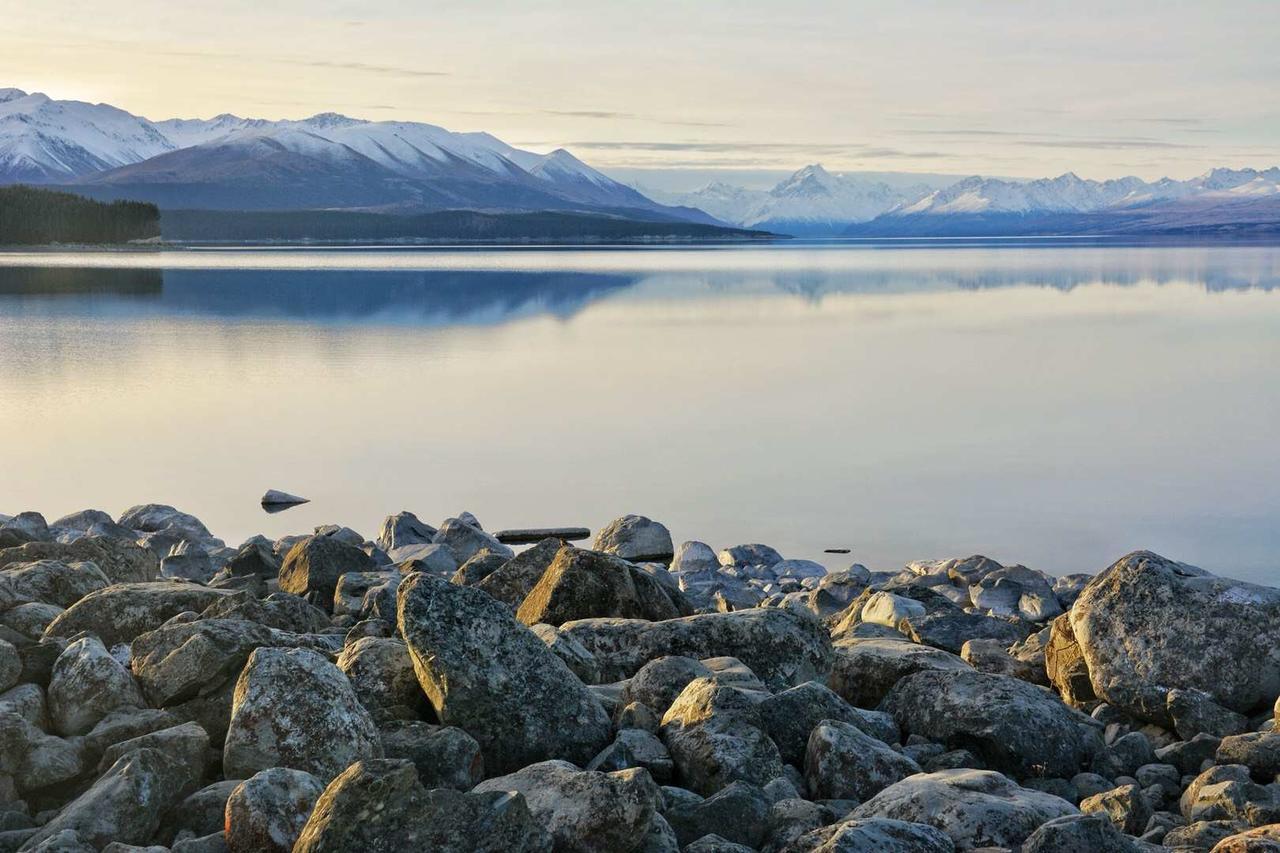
[0,185,160,245]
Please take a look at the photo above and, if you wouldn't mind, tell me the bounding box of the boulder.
[852,769,1079,850]
[1022,813,1142,852]
[883,668,1102,778]
[278,536,375,611]
[335,637,432,722]
[900,610,1028,654]
[388,543,457,575]
[0,561,109,609]
[594,515,674,562]
[1211,825,1280,852]
[788,818,955,852]
[805,719,921,801]
[431,518,513,565]
[223,647,381,783]
[2,603,66,642]
[377,512,437,553]
[97,721,210,779]
[260,490,308,508]
[1080,783,1152,835]
[378,720,483,790]
[224,768,325,853]
[44,583,232,647]
[475,538,565,608]
[719,544,783,570]
[529,623,601,684]
[758,680,898,766]
[827,638,970,708]
[0,537,158,585]
[670,542,719,574]
[662,782,770,849]
[1045,612,1096,707]
[587,727,673,782]
[119,504,215,543]
[517,547,686,626]
[293,759,552,852]
[660,677,786,796]
[396,571,611,775]
[860,591,926,628]
[156,780,240,844]
[1216,733,1280,782]
[1168,688,1250,740]
[960,637,1046,684]
[450,550,509,586]
[1069,551,1280,724]
[0,710,86,791]
[198,590,330,635]
[560,608,833,691]
[473,760,659,853]
[48,636,145,736]
[0,641,18,693]
[221,543,281,579]
[19,748,193,850]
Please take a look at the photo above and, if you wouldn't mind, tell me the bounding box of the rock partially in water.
[594,515,674,563]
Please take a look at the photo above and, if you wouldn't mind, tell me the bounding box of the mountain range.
[668,164,1280,237]
[3,87,1278,237]
[0,87,712,222]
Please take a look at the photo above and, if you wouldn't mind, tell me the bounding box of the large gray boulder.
[0,710,86,791]
[278,535,375,611]
[1069,550,1280,724]
[119,503,216,544]
[293,759,552,852]
[758,680,898,766]
[660,677,786,796]
[852,769,1079,851]
[516,547,687,626]
[432,518,513,565]
[827,638,970,708]
[560,608,833,691]
[224,768,325,853]
[336,636,431,722]
[0,560,109,609]
[474,538,565,609]
[670,541,719,574]
[1021,813,1142,852]
[0,536,159,584]
[473,760,659,853]
[48,636,146,736]
[376,511,436,553]
[378,720,484,790]
[396,571,611,775]
[883,669,1102,778]
[594,515,674,562]
[223,647,381,783]
[18,748,193,850]
[805,719,920,801]
[788,818,955,852]
[44,582,232,647]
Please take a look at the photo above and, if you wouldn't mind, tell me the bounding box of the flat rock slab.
[261,490,309,507]
[494,528,590,544]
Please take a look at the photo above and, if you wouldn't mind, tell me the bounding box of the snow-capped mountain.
[0,88,712,221]
[0,89,175,182]
[851,167,1280,236]
[674,165,935,235]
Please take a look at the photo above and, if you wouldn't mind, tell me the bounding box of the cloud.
[1017,138,1197,150]
[542,109,637,119]
[290,60,447,78]
[559,141,955,159]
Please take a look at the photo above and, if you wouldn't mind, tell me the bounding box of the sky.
[4,0,1279,185]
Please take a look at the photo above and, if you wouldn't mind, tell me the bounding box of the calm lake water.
[1,241,1278,582]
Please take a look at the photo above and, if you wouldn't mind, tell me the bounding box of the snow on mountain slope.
[676,165,931,233]
[0,89,174,182]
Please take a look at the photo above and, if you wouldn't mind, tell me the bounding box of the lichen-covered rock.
[223,647,381,783]
[97,721,210,779]
[48,636,145,736]
[396,571,611,775]
[587,728,674,782]
[622,656,715,716]
[827,638,970,708]
[224,768,325,853]
[1211,825,1280,852]
[1216,732,1280,782]
[221,542,281,579]
[960,637,1047,685]
[1021,813,1142,852]
[0,536,158,585]
[473,760,659,853]
[1085,784,1154,837]
[278,535,375,611]
[432,518,513,565]
[660,677,786,796]
[529,623,601,684]
[2,602,65,642]
[44,582,232,647]
[901,610,1028,654]
[0,710,85,791]
[198,590,330,635]
[1167,688,1250,740]
[670,541,719,574]
[1180,765,1274,823]
[883,668,1102,778]
[377,720,483,790]
[19,748,193,850]
[158,780,241,845]
[376,511,436,553]
[335,637,431,722]
[561,608,832,691]
[1069,551,1280,724]
[852,769,1079,851]
[0,560,109,610]
[805,719,921,802]
[662,781,770,849]
[293,759,552,852]
[516,547,686,626]
[594,515,674,562]
[758,680,897,766]
[789,817,956,852]
[1045,612,1096,707]
[475,538,565,609]
[0,640,18,693]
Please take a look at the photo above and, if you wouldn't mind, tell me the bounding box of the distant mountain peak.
[0,88,27,103]
[300,112,367,129]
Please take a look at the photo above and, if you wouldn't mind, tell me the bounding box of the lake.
[1,241,1277,582]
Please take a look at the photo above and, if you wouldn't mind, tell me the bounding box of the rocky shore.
[1,505,1279,852]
